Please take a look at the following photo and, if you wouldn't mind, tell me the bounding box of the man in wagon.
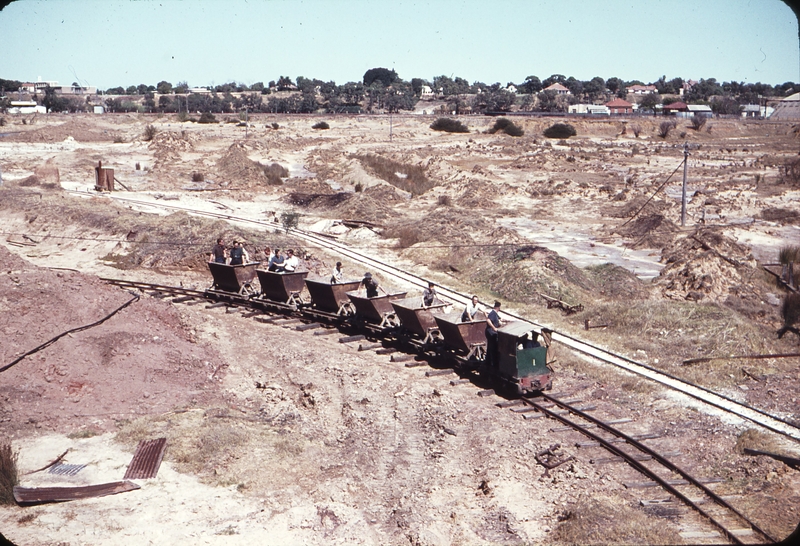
[422,281,439,307]
[229,240,248,266]
[210,238,227,264]
[268,248,285,271]
[461,295,483,322]
[485,301,503,368]
[330,261,344,284]
[283,249,300,272]
[359,272,386,298]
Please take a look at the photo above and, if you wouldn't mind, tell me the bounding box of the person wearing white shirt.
[283,249,300,272]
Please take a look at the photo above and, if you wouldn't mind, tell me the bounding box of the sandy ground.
[1,112,799,545]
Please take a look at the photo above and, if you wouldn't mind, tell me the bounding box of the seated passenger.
[330,261,344,284]
[360,272,385,298]
[461,295,483,322]
[268,249,285,271]
[283,249,300,272]
[518,331,541,350]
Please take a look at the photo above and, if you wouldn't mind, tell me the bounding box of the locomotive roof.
[498,321,537,338]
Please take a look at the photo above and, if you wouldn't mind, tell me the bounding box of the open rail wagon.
[434,310,487,361]
[304,279,362,315]
[496,321,553,394]
[256,269,308,306]
[346,291,408,327]
[390,297,449,343]
[207,262,260,296]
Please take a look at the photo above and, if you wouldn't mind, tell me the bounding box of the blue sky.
[0,0,797,90]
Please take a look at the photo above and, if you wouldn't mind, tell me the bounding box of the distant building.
[19,79,59,93]
[569,103,610,115]
[663,101,689,115]
[686,104,712,118]
[93,105,105,114]
[420,85,435,100]
[8,100,46,114]
[543,83,570,95]
[679,80,698,96]
[189,87,211,94]
[606,98,634,114]
[768,92,800,120]
[626,84,657,95]
[505,84,518,94]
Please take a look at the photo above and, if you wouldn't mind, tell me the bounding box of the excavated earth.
[0,112,799,545]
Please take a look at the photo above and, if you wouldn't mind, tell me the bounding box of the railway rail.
[74,189,800,441]
[520,394,777,545]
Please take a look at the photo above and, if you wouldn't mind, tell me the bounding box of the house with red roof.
[606,98,633,114]
[662,102,689,115]
[543,83,570,95]
[626,84,657,95]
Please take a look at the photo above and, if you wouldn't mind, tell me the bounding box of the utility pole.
[681,142,689,227]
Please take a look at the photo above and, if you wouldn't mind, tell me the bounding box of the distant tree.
[543,123,576,139]
[710,97,740,115]
[537,89,560,112]
[0,78,22,94]
[158,95,177,112]
[432,75,469,96]
[689,114,707,131]
[686,78,723,101]
[137,84,150,95]
[143,92,156,112]
[430,117,469,133]
[312,121,330,130]
[482,89,516,112]
[276,76,294,91]
[583,77,605,100]
[42,87,68,112]
[299,92,320,113]
[606,77,625,98]
[487,118,524,137]
[542,74,566,88]
[639,93,660,112]
[156,81,173,95]
[250,81,265,93]
[520,75,542,94]
[105,86,125,95]
[174,81,189,94]
[126,85,138,95]
[411,78,428,96]
[565,77,583,96]
[363,67,398,87]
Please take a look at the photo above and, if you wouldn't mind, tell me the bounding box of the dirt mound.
[656,229,758,301]
[0,244,223,436]
[584,263,649,300]
[329,192,394,222]
[215,142,272,187]
[287,192,351,208]
[616,213,680,249]
[759,207,800,224]
[603,195,670,219]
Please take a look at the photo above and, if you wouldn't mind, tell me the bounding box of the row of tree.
[2,72,797,115]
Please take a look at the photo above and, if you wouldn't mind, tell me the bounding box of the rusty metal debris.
[14,481,140,505]
[535,444,574,472]
[24,449,70,475]
[743,448,800,469]
[539,293,584,315]
[123,438,167,480]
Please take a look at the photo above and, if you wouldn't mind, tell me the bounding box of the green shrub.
[261,162,288,185]
[198,112,217,124]
[0,443,18,505]
[430,117,469,133]
[487,117,524,137]
[543,123,576,139]
[271,122,279,129]
[312,121,330,130]
[280,211,301,233]
[143,124,158,141]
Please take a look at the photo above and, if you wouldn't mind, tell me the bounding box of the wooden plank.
[339,334,366,343]
[477,389,495,397]
[205,302,227,309]
[624,477,723,489]
[375,348,397,355]
[496,400,524,408]
[296,322,322,331]
[314,328,340,336]
[14,481,140,505]
[450,379,471,386]
[425,369,454,377]
[390,354,415,363]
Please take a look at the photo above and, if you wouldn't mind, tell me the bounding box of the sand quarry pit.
[1,112,800,544]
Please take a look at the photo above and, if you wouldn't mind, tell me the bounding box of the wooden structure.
[94,161,114,192]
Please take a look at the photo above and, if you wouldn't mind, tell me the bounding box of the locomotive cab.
[496,322,553,394]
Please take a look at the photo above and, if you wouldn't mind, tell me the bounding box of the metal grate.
[48,463,86,476]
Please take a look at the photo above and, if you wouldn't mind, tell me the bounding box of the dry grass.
[551,496,683,545]
[735,429,780,454]
[0,442,19,505]
[354,154,435,196]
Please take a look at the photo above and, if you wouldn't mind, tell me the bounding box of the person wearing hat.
[330,261,344,284]
[359,272,385,298]
[485,301,503,368]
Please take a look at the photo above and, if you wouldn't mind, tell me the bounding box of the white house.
[569,103,610,115]
[420,85,435,100]
[8,101,46,114]
[544,83,570,95]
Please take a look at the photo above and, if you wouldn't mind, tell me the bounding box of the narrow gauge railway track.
[80,191,800,441]
[521,394,777,545]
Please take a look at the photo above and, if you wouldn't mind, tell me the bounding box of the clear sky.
[0,0,797,90]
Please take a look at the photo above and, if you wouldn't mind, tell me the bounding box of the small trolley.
[208,262,260,296]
